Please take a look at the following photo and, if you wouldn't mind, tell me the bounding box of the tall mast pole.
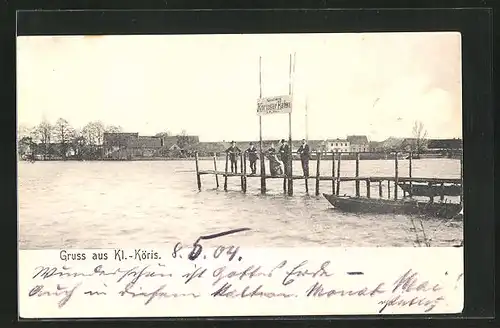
[259,56,266,193]
[287,53,294,195]
[305,97,309,142]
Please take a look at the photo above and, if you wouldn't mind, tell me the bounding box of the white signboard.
[257,95,292,116]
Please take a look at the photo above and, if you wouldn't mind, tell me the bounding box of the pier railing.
[194,150,463,205]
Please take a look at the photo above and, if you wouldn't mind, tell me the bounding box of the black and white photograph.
[17,32,463,250]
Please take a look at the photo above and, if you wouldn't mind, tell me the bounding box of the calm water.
[18,158,463,249]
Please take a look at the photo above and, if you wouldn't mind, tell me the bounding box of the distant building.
[328,138,350,153]
[375,137,405,152]
[427,138,462,151]
[129,136,163,157]
[103,132,138,158]
[347,135,369,152]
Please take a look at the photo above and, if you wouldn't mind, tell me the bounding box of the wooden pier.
[194,150,463,205]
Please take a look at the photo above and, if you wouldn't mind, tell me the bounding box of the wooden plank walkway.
[194,150,463,205]
[198,170,461,184]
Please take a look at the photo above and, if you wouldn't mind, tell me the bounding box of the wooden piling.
[331,151,336,194]
[335,152,341,196]
[428,182,434,203]
[355,152,360,197]
[366,179,371,198]
[283,172,287,194]
[440,182,445,202]
[260,152,266,194]
[240,153,244,190]
[378,180,383,198]
[213,153,219,188]
[315,151,321,196]
[224,153,229,191]
[287,152,293,196]
[394,152,399,200]
[194,152,201,191]
[408,151,413,197]
[387,180,391,199]
[242,153,247,193]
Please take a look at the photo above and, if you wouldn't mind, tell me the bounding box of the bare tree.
[105,125,123,133]
[35,119,53,160]
[17,124,34,143]
[155,130,172,138]
[82,121,105,145]
[412,121,428,155]
[71,129,86,160]
[82,121,107,159]
[176,129,190,149]
[53,118,75,160]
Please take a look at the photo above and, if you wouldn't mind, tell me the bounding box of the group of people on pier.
[225,139,311,177]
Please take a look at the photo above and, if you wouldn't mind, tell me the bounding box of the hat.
[280,139,285,143]
[249,142,254,145]
[231,141,235,143]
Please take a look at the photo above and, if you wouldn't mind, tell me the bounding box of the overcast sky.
[17,32,462,142]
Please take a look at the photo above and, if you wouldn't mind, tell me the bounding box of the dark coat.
[279,143,290,162]
[226,146,241,161]
[297,143,310,161]
[246,147,258,162]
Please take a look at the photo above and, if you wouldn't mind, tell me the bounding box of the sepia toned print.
[18,33,463,249]
[17,32,464,317]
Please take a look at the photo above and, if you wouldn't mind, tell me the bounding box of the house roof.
[103,132,138,146]
[162,136,179,149]
[347,135,369,144]
[380,137,405,149]
[129,136,162,148]
[427,138,462,149]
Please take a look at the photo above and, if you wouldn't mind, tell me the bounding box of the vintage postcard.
[17,32,464,318]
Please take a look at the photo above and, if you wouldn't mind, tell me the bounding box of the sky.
[17,32,462,142]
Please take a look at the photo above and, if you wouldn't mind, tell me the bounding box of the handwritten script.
[19,245,464,317]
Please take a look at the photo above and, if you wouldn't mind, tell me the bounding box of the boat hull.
[323,194,462,219]
[398,183,461,197]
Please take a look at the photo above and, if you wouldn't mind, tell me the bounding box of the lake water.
[18,158,463,249]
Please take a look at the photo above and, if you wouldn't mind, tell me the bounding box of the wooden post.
[242,153,247,193]
[315,151,321,196]
[366,179,371,198]
[304,154,309,194]
[258,56,266,194]
[428,182,434,203]
[394,152,399,200]
[224,153,228,191]
[440,182,445,202]
[194,152,201,191]
[387,180,391,199]
[287,53,293,196]
[408,151,413,197]
[378,180,382,198]
[355,152,360,197]
[335,152,342,195]
[331,151,336,194]
[213,153,219,188]
[283,169,287,194]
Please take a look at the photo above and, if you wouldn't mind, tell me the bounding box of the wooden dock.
[194,150,463,205]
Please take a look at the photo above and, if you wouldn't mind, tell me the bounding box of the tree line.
[17,119,124,160]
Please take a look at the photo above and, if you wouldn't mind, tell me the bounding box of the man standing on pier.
[297,139,310,177]
[226,141,241,173]
[279,139,291,177]
[245,142,258,175]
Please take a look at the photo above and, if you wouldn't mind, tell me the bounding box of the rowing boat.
[398,182,461,197]
[323,193,462,219]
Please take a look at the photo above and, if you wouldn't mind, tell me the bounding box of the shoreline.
[19,155,460,162]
